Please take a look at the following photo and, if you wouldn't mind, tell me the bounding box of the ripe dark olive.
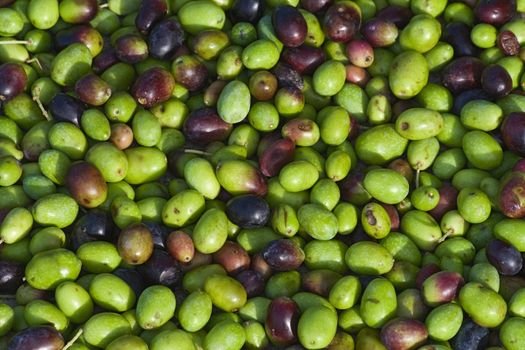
[282,46,326,75]
[376,5,412,29]
[346,39,374,68]
[0,63,27,102]
[265,297,300,346]
[226,194,271,228]
[137,248,182,287]
[302,269,341,296]
[55,25,103,54]
[497,170,525,218]
[49,93,86,126]
[142,221,170,249]
[171,55,208,92]
[441,57,485,94]
[117,223,155,265]
[428,185,458,221]
[272,63,304,90]
[475,0,516,26]
[443,22,479,57]
[481,64,513,98]
[213,241,251,274]
[415,263,440,289]
[261,239,305,272]
[230,0,265,24]
[323,1,362,42]
[300,0,332,13]
[135,0,168,35]
[131,67,175,108]
[497,30,520,56]
[183,108,232,144]
[272,6,307,48]
[71,209,115,243]
[61,0,98,24]
[422,271,464,305]
[75,73,112,106]
[501,112,525,157]
[115,34,149,64]
[0,260,24,293]
[486,239,523,275]
[93,47,119,74]
[361,18,398,47]
[451,89,493,115]
[380,318,428,350]
[259,138,295,177]
[236,269,265,297]
[450,319,489,350]
[65,161,108,208]
[7,326,64,350]
[113,267,146,296]
[148,17,185,60]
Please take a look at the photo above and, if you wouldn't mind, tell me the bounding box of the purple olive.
[486,239,523,275]
[441,57,485,94]
[183,108,232,144]
[282,46,326,75]
[261,239,305,272]
[323,1,362,43]
[135,0,168,35]
[272,6,307,47]
[0,63,27,102]
[265,297,300,346]
[481,64,513,97]
[131,67,175,108]
[380,318,428,350]
[475,0,516,26]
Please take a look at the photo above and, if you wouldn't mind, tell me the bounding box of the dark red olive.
[92,46,118,74]
[66,161,108,208]
[137,249,182,287]
[0,63,27,102]
[230,0,265,24]
[376,5,412,28]
[248,70,278,101]
[115,34,149,64]
[148,17,186,59]
[135,0,168,35]
[415,263,440,290]
[346,39,374,68]
[0,260,24,293]
[497,30,520,56]
[75,73,112,106]
[166,230,195,263]
[7,326,64,350]
[183,108,232,144]
[265,297,300,346]
[361,18,398,47]
[380,203,400,231]
[55,25,103,54]
[259,138,295,177]
[261,239,305,271]
[380,318,428,350]
[501,112,525,157]
[282,45,326,75]
[49,93,85,126]
[339,171,371,206]
[172,55,208,92]
[443,22,479,57]
[498,170,525,218]
[428,185,459,221]
[60,0,98,24]
[226,194,270,228]
[272,63,304,90]
[441,57,485,94]
[300,0,332,13]
[302,269,341,296]
[273,6,307,47]
[117,223,154,265]
[323,1,361,42]
[131,67,175,108]
[213,241,251,274]
[481,64,513,98]
[236,269,265,297]
[422,271,464,305]
[345,64,370,87]
[486,239,523,275]
[475,0,516,26]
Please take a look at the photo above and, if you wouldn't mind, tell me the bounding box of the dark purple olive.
[226,194,270,228]
[66,161,108,208]
[183,108,232,144]
[118,223,155,265]
[282,46,326,75]
[481,64,513,98]
[236,269,265,297]
[0,63,27,102]
[166,230,194,263]
[137,249,182,287]
[148,17,185,59]
[501,112,525,157]
[486,239,523,275]
[213,241,251,274]
[49,93,85,126]
[135,0,168,35]
[271,63,304,90]
[497,30,520,56]
[60,0,98,24]
[7,326,64,350]
[415,263,441,290]
[323,1,362,42]
[346,39,374,68]
[71,209,115,242]
[112,267,146,296]
[248,70,278,101]
[55,25,103,55]
[339,172,371,206]
[259,138,295,177]
[230,0,265,24]
[381,203,400,231]
[450,319,489,350]
[142,221,169,249]
[498,171,525,218]
[0,260,24,293]
[273,6,307,47]
[441,57,485,94]
[131,67,175,108]
[300,0,332,13]
[376,5,412,28]
[115,34,149,64]
[361,18,398,47]
[443,22,479,57]
[428,185,459,221]
[380,318,428,350]
[302,269,342,296]
[171,55,208,92]
[92,46,118,74]
[74,73,112,106]
[422,271,464,306]
[261,239,305,271]
[265,297,300,346]
[451,89,493,115]
[475,0,516,26]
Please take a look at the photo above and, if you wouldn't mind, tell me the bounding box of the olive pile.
[0,0,525,349]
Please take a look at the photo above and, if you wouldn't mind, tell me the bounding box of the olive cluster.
[0,0,525,349]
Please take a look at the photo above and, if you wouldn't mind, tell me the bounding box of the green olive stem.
[99,3,109,8]
[26,57,43,71]
[0,40,30,45]
[415,169,420,189]
[62,328,84,350]
[32,88,52,121]
[184,149,212,156]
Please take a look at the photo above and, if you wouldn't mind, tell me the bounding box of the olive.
[226,194,270,228]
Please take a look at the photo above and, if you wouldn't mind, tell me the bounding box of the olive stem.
[32,87,52,121]
[62,328,83,350]
[0,40,30,45]
[26,57,43,71]
[99,3,109,8]
[184,149,212,156]
[415,169,420,188]
[438,231,452,243]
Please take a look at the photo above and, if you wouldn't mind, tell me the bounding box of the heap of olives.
[1,0,525,349]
